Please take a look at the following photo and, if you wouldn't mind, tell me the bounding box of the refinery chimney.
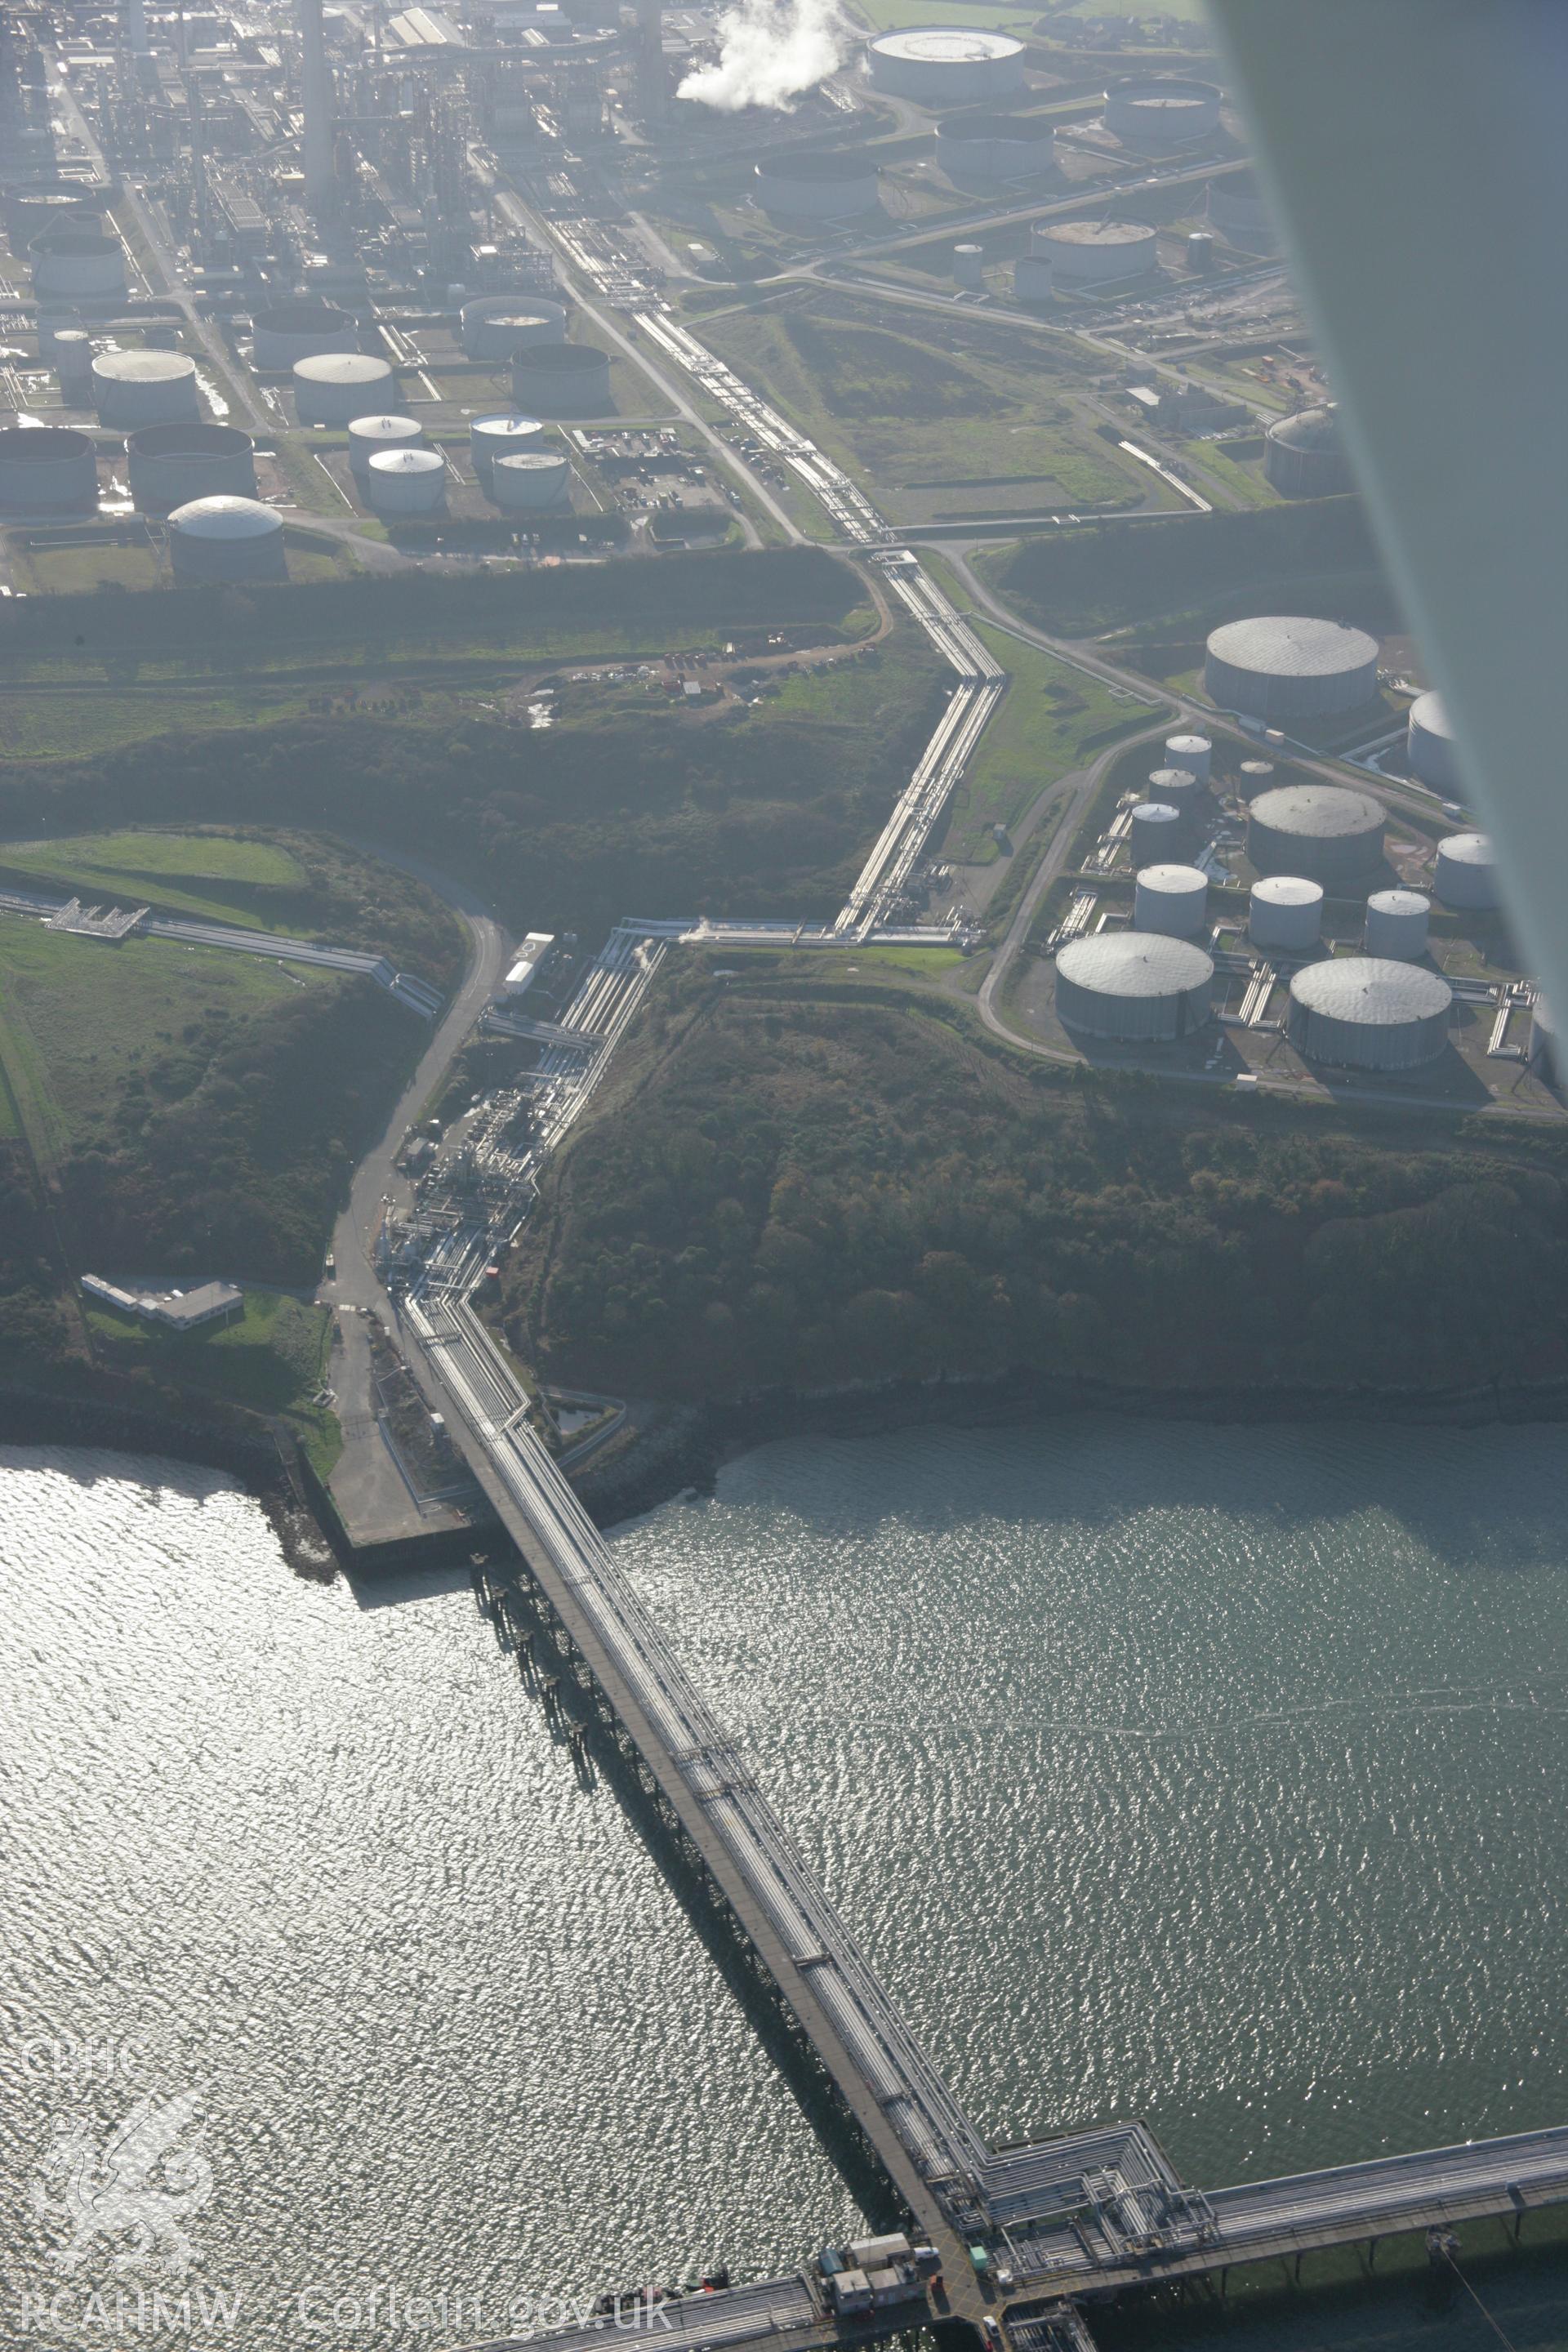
[299,0,334,212]
[122,0,149,51]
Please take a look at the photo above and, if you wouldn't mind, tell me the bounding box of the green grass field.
[86,1286,341,1473]
[0,922,336,1177]
[941,622,1152,862]
[0,827,320,932]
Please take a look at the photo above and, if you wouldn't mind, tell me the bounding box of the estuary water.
[2,1421,1566,2348]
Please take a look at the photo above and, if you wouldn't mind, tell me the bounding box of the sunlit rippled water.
[3,1421,1567,2348]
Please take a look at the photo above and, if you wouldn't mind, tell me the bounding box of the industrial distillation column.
[299,0,335,212]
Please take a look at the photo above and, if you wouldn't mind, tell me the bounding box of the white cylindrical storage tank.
[935,111,1055,184]
[252,303,359,370]
[1013,255,1054,302]
[1248,875,1322,952]
[292,351,394,424]
[952,243,985,290]
[1034,217,1158,287]
[1105,75,1221,150]
[1263,403,1352,497]
[167,494,287,582]
[1433,831,1497,911]
[510,342,612,416]
[365,447,448,513]
[1363,888,1430,960]
[37,313,87,359]
[755,150,882,219]
[1129,801,1182,865]
[490,449,571,511]
[0,425,98,512]
[1237,759,1276,797]
[1147,764,1200,815]
[1205,615,1379,720]
[29,225,127,299]
[1287,957,1452,1071]
[1134,862,1208,938]
[1164,733,1211,786]
[1055,932,1213,1042]
[347,413,425,476]
[470,412,547,483]
[1187,229,1216,272]
[1405,690,1462,791]
[1246,783,1386,889]
[91,349,200,428]
[461,294,567,360]
[126,421,256,510]
[866,26,1024,102]
[53,329,96,394]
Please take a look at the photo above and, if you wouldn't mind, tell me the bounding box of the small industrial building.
[1286,957,1452,1071]
[1246,782,1386,888]
[1433,831,1498,910]
[1035,217,1158,287]
[1134,862,1209,937]
[1055,932,1214,1041]
[866,26,1024,102]
[1248,875,1323,951]
[503,933,556,995]
[1105,76,1221,149]
[1263,404,1352,497]
[167,494,287,581]
[1205,615,1380,720]
[1406,690,1462,791]
[82,1274,243,1330]
[755,150,882,219]
[1364,888,1430,959]
[0,424,98,511]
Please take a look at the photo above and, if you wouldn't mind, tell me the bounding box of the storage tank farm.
[1406,691,1462,790]
[1364,889,1431,960]
[1246,783,1386,888]
[1433,831,1498,909]
[1263,404,1352,497]
[167,494,287,582]
[1204,615,1379,720]
[1134,862,1209,937]
[1055,933,1214,1042]
[1035,217,1158,287]
[347,415,425,477]
[470,413,547,488]
[1129,801,1183,865]
[1104,75,1221,149]
[1249,875,1323,951]
[0,425,98,511]
[1287,957,1453,1071]
[866,26,1025,102]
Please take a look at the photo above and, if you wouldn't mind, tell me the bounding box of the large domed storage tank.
[1287,957,1452,1071]
[1105,76,1220,150]
[1205,614,1379,720]
[347,414,425,477]
[1129,801,1183,865]
[364,448,448,513]
[0,425,98,512]
[1207,167,1280,253]
[866,26,1024,103]
[1248,875,1322,951]
[1363,889,1430,960]
[461,294,567,361]
[510,342,612,416]
[1135,862,1209,937]
[1263,404,1352,497]
[934,112,1055,184]
[1406,691,1462,791]
[470,413,547,484]
[252,304,359,370]
[1035,217,1158,287]
[29,223,127,300]
[127,421,256,511]
[1164,733,1212,786]
[490,450,572,511]
[91,350,200,428]
[1055,933,1214,1042]
[755,150,882,219]
[1246,783,1386,889]
[292,351,394,424]
[1433,831,1498,910]
[167,494,287,582]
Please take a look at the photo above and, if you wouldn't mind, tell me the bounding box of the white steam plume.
[676,0,850,113]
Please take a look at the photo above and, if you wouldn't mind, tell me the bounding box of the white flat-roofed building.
[82,1275,243,1330]
[502,932,557,995]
